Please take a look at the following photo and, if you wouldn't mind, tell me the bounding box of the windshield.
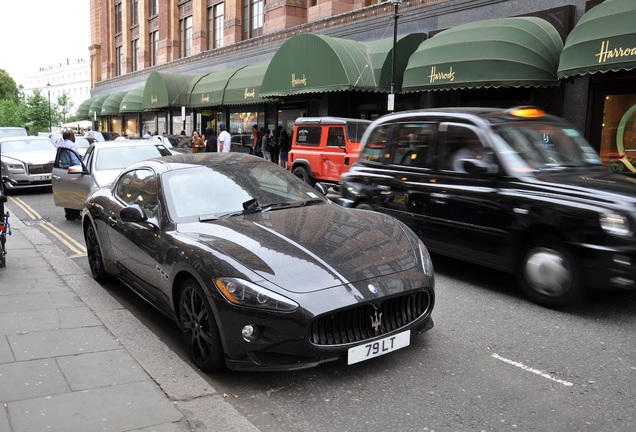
[493,123,601,171]
[163,160,326,221]
[95,145,171,170]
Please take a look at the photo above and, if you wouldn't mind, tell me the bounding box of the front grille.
[309,290,432,346]
[28,163,53,175]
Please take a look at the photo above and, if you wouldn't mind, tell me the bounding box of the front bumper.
[577,241,636,290]
[3,172,52,189]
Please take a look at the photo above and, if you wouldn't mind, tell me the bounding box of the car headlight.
[215,278,299,311]
[600,213,630,236]
[7,163,25,172]
[418,240,434,277]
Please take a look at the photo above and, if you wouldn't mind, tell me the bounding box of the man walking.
[217,123,231,153]
[57,131,82,221]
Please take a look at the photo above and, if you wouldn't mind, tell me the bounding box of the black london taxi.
[339,107,636,308]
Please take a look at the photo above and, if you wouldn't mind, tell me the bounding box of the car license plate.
[347,330,410,365]
[35,175,50,181]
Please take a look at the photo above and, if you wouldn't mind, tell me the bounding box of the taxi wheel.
[518,236,584,308]
[85,223,108,283]
[179,279,224,372]
[292,167,315,186]
[355,202,373,210]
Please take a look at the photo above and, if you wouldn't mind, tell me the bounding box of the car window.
[55,148,82,168]
[345,121,370,142]
[327,127,345,147]
[295,126,321,146]
[115,169,158,218]
[442,124,489,172]
[359,124,393,163]
[389,123,437,168]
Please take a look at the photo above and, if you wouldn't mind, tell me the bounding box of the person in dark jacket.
[205,127,217,152]
[278,129,291,168]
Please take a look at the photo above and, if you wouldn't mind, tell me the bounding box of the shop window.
[600,94,636,173]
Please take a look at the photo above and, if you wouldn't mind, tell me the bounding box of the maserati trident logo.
[370,310,383,333]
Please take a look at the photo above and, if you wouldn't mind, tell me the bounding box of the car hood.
[93,169,124,188]
[525,167,636,209]
[2,151,55,165]
[178,204,418,293]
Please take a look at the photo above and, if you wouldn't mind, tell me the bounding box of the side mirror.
[463,158,498,175]
[120,204,148,222]
[68,165,85,174]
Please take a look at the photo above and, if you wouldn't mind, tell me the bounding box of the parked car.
[339,106,636,308]
[0,127,28,138]
[73,136,98,157]
[82,152,435,371]
[52,139,173,212]
[231,134,252,148]
[288,117,371,194]
[0,136,57,193]
[86,131,120,142]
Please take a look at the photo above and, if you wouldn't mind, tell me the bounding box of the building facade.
[84,0,636,174]
[23,58,91,116]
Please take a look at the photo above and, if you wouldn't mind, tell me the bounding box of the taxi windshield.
[493,123,601,171]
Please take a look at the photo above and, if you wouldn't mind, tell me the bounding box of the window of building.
[243,0,263,40]
[131,38,139,71]
[208,3,224,50]
[115,2,123,34]
[180,15,193,58]
[149,0,159,16]
[150,31,159,66]
[115,46,123,76]
[131,0,139,25]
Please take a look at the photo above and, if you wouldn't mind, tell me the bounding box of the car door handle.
[107,216,118,226]
[431,193,449,199]
[52,175,60,180]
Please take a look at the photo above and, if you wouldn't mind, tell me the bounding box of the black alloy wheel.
[85,223,108,283]
[178,279,224,372]
[292,166,316,186]
[518,235,584,308]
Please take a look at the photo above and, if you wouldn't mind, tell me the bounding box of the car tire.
[292,166,315,186]
[518,236,584,308]
[84,223,108,283]
[355,202,373,210]
[178,278,224,372]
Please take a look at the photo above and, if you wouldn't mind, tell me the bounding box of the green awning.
[558,0,636,78]
[223,63,270,105]
[120,86,144,113]
[76,97,94,117]
[88,95,109,117]
[143,72,195,109]
[188,69,239,108]
[260,34,378,96]
[366,33,425,91]
[403,17,563,91]
[100,91,127,115]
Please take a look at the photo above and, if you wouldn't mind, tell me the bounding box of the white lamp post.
[388,0,403,112]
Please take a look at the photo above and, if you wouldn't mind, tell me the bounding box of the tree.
[55,92,74,124]
[24,89,50,133]
[0,69,19,104]
[0,99,25,127]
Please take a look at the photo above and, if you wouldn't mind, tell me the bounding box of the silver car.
[0,136,57,193]
[52,139,173,211]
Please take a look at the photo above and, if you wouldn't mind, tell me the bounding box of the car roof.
[294,116,371,125]
[122,151,263,175]
[91,138,167,149]
[371,107,567,127]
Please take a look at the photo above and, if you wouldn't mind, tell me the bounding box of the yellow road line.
[9,197,87,256]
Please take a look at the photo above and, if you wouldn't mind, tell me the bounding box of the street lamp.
[388,0,402,112]
[46,82,52,133]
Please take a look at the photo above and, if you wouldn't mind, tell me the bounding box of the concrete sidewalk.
[0,206,261,432]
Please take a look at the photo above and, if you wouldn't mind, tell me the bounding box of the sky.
[0,0,91,87]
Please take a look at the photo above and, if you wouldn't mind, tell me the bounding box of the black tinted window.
[359,125,392,163]
[295,126,321,146]
[389,123,436,168]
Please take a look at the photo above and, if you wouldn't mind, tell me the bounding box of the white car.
[52,139,173,212]
[1,136,57,193]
